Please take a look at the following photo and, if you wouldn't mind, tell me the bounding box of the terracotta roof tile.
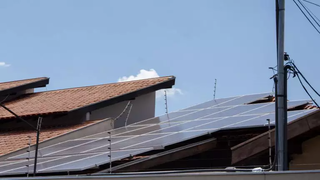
[0,120,101,156]
[0,76,174,119]
[0,77,47,91]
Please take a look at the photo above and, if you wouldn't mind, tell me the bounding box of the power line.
[295,72,319,107]
[304,3,320,24]
[286,60,320,107]
[291,62,320,97]
[293,0,320,34]
[302,0,320,7]
[301,0,320,24]
[297,0,320,28]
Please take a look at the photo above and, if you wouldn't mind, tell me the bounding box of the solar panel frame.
[122,131,211,150]
[1,92,317,176]
[182,92,272,110]
[38,148,153,173]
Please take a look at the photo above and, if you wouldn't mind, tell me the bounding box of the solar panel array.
[0,93,317,175]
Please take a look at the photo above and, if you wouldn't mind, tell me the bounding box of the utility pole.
[276,0,288,171]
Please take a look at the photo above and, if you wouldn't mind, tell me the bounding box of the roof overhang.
[0,76,175,120]
[69,76,176,115]
[231,109,320,165]
[0,77,49,97]
[96,137,216,173]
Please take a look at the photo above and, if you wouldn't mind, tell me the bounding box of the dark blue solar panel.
[1,92,316,176]
[182,93,272,110]
[217,93,272,107]
[182,97,236,110]
[149,118,224,134]
[125,131,210,149]
[190,115,258,131]
[132,110,196,125]
[241,100,311,115]
[37,148,152,173]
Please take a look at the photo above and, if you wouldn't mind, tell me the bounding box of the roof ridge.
[0,77,48,85]
[35,76,174,94]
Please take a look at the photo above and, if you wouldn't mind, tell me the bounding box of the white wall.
[89,92,156,128]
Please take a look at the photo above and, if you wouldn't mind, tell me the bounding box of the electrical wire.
[110,101,131,128]
[114,101,131,121]
[303,0,320,7]
[303,1,320,24]
[0,94,9,104]
[291,62,320,98]
[293,0,320,34]
[297,0,320,28]
[285,60,320,107]
[294,70,320,107]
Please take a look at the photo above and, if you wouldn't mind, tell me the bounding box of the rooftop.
[0,77,48,91]
[0,76,175,120]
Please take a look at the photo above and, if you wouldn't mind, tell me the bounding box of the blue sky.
[0,0,319,115]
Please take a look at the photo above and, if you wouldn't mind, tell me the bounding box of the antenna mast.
[213,79,217,100]
[164,90,169,114]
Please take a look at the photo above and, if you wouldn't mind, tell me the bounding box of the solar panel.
[0,92,317,175]
[190,115,259,131]
[182,92,272,110]
[182,97,236,110]
[124,131,210,150]
[0,157,57,175]
[222,109,317,130]
[241,100,311,115]
[1,149,152,175]
[148,118,224,134]
[10,137,130,160]
[132,110,197,125]
[217,93,272,107]
[37,148,152,173]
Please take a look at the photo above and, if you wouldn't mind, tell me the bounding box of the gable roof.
[0,76,175,120]
[0,77,49,96]
[0,93,317,176]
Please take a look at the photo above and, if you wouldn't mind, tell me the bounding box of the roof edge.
[231,109,320,165]
[0,77,49,96]
[69,76,176,114]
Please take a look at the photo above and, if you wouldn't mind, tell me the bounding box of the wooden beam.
[98,138,216,173]
[231,110,320,165]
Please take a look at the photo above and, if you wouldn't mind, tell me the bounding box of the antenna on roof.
[213,79,217,100]
[164,90,169,114]
[26,136,31,177]
[107,132,112,174]
[164,90,169,119]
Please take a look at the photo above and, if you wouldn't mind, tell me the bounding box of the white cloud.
[118,69,182,98]
[0,62,10,67]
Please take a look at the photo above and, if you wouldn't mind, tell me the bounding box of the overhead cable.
[295,72,320,107]
[293,0,320,34]
[291,62,320,98]
[302,0,320,7]
[297,0,320,28]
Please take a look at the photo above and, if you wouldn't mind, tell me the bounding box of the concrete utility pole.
[276,0,288,171]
